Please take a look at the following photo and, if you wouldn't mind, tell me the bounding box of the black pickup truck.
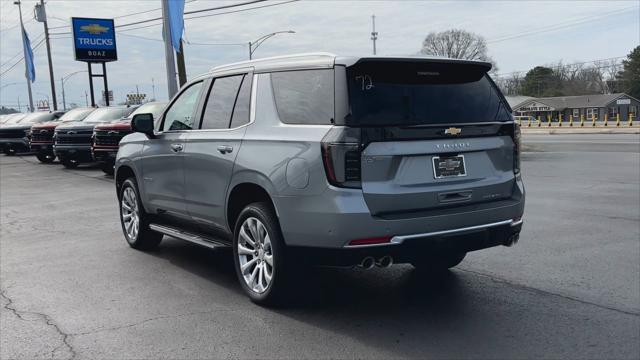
[54,106,135,168]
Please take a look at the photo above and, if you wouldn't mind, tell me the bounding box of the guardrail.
[517,113,636,128]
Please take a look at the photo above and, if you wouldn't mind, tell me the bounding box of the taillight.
[512,123,521,174]
[321,127,362,188]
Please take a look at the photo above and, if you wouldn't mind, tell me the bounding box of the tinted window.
[345,61,510,126]
[271,70,334,125]
[162,81,203,131]
[230,75,252,128]
[201,75,243,130]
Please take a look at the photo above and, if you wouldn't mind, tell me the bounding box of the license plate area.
[432,155,467,179]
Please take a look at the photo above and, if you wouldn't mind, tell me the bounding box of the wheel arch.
[226,180,279,236]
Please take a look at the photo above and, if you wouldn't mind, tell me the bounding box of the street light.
[61,70,87,110]
[248,30,295,60]
[0,82,20,91]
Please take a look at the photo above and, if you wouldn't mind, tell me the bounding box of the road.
[1,134,639,359]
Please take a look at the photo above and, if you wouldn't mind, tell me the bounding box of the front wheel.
[100,162,114,175]
[411,251,467,272]
[233,202,289,306]
[36,153,55,163]
[119,178,162,250]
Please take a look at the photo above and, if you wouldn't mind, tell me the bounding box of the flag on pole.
[22,28,36,82]
[167,0,185,53]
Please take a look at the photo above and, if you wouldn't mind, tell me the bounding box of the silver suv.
[115,53,525,304]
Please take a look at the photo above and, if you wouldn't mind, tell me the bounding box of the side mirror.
[131,113,155,138]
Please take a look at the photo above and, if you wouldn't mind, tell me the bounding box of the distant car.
[92,102,166,174]
[0,112,64,155]
[54,106,136,168]
[0,113,28,127]
[30,107,96,163]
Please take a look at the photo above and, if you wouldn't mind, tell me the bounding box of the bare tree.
[420,29,498,72]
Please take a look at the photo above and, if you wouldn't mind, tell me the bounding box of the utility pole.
[371,14,378,55]
[161,0,178,99]
[14,1,34,112]
[176,41,187,87]
[152,78,156,100]
[61,77,65,110]
[34,0,57,110]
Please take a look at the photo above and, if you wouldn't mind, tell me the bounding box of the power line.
[493,56,626,78]
[1,32,44,68]
[118,32,246,47]
[487,6,636,44]
[116,0,266,29]
[0,38,46,78]
[117,0,297,33]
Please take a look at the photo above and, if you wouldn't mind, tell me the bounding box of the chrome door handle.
[217,145,233,154]
[170,143,184,153]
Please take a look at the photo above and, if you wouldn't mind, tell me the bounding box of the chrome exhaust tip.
[359,256,375,270]
[376,255,393,268]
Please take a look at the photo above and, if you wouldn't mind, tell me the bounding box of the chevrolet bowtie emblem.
[444,127,462,136]
[438,159,461,171]
[80,24,109,35]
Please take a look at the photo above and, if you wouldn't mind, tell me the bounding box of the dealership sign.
[71,17,117,62]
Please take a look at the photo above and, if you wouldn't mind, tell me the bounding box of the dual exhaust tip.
[358,255,393,269]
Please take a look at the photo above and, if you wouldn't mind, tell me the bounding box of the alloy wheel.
[237,217,274,294]
[121,187,140,241]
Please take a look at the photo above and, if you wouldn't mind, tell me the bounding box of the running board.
[149,224,231,249]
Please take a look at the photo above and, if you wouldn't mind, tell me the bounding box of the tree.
[617,46,640,99]
[520,66,564,97]
[419,29,498,72]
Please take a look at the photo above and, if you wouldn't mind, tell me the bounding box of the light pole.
[61,70,87,110]
[0,82,20,92]
[14,0,34,112]
[248,30,295,60]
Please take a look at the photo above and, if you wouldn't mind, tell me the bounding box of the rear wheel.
[61,158,79,169]
[119,178,162,250]
[233,202,289,306]
[411,251,466,271]
[36,153,55,163]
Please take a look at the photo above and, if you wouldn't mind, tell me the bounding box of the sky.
[0,0,639,110]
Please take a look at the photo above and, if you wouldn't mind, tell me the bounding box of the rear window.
[271,69,334,125]
[345,60,511,126]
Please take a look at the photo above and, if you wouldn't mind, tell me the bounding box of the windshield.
[83,107,132,123]
[125,103,166,120]
[59,108,95,122]
[16,113,55,124]
[345,61,511,126]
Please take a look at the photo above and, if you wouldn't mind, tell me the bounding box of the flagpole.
[14,0,34,113]
[161,0,178,99]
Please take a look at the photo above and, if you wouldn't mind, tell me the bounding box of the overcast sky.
[0,0,638,110]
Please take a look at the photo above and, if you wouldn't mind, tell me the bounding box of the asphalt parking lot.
[1,134,639,359]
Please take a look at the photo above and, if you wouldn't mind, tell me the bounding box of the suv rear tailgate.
[361,135,515,216]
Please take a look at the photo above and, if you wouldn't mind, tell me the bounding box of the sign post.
[71,17,117,107]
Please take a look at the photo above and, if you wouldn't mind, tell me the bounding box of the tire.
[4,147,15,156]
[101,162,114,175]
[61,158,79,169]
[411,251,467,271]
[233,202,289,306]
[36,153,55,163]
[119,178,162,250]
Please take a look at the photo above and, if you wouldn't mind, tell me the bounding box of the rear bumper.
[54,144,93,162]
[274,177,525,250]
[289,220,522,266]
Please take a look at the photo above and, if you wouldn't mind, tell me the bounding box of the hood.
[31,121,61,130]
[94,120,132,131]
[55,121,96,132]
[0,124,32,131]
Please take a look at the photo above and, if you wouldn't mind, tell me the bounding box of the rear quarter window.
[270,69,334,125]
